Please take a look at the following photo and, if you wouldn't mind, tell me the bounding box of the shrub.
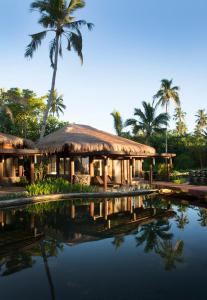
[26,178,99,196]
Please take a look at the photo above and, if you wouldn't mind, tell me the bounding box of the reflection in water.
[176,204,189,230]
[135,220,173,253]
[157,240,184,271]
[198,208,207,227]
[1,196,206,300]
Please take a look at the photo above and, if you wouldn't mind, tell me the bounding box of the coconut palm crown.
[154,79,180,152]
[125,101,169,140]
[25,0,93,139]
[49,90,66,117]
[110,110,124,136]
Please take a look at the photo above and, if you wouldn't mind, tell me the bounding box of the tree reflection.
[157,240,184,270]
[112,236,125,250]
[198,208,207,227]
[0,253,34,276]
[135,220,173,253]
[176,204,189,230]
[135,218,184,271]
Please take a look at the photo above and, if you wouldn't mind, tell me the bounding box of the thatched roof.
[37,124,155,156]
[0,132,34,149]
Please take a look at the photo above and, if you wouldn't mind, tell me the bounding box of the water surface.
[0,196,207,300]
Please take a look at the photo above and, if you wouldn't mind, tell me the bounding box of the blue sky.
[0,0,207,134]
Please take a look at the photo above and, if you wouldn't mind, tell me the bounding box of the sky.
[0,0,207,134]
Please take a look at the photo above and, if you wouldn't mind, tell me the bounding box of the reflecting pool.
[0,196,207,300]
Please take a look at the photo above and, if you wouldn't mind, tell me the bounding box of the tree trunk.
[40,35,59,140]
[165,103,168,153]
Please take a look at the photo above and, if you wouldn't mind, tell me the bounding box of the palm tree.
[173,107,187,136]
[110,110,124,136]
[195,109,207,135]
[25,0,93,139]
[154,79,180,153]
[125,101,169,141]
[49,90,66,117]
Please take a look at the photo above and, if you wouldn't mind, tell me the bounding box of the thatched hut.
[0,132,39,185]
[37,124,156,189]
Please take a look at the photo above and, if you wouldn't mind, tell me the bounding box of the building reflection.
[0,196,179,280]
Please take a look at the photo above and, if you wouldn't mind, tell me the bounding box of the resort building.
[37,124,157,189]
[0,132,39,185]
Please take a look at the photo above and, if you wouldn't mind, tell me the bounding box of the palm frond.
[25,31,47,58]
[67,0,85,14]
[69,32,83,64]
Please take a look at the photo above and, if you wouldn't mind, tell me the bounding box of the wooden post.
[129,158,133,185]
[127,197,133,213]
[56,155,60,177]
[166,158,170,181]
[121,160,124,185]
[0,157,3,180]
[89,202,95,218]
[103,157,108,191]
[30,156,35,184]
[149,158,153,185]
[71,204,75,219]
[99,202,103,217]
[11,158,16,177]
[112,159,115,181]
[18,157,24,177]
[132,158,136,178]
[89,157,94,177]
[104,200,109,220]
[70,158,75,183]
[64,158,66,175]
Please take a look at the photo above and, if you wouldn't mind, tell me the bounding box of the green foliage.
[172,178,187,184]
[26,178,99,196]
[125,101,169,139]
[0,87,68,140]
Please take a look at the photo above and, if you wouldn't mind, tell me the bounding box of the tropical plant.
[154,79,180,153]
[25,0,93,139]
[173,107,187,136]
[125,101,169,141]
[49,90,66,117]
[26,178,99,196]
[110,110,124,136]
[194,109,207,135]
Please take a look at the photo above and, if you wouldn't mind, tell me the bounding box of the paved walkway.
[152,181,207,199]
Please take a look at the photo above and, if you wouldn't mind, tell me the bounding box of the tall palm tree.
[173,107,187,136]
[49,90,66,117]
[125,101,169,141]
[25,0,93,139]
[195,109,207,135]
[154,79,180,153]
[110,110,124,136]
